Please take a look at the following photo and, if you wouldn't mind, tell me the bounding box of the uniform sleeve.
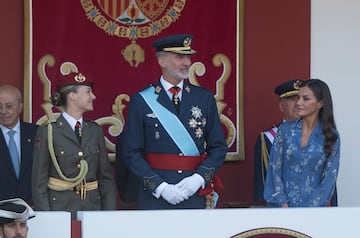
[32,125,51,210]
[264,125,288,207]
[96,125,117,210]
[122,93,164,194]
[253,133,272,201]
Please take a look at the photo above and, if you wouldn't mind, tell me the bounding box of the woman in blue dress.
[264,79,340,207]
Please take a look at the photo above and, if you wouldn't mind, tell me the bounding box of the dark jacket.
[0,121,38,204]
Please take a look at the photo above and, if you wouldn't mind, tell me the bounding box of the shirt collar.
[160,76,184,91]
[0,120,20,136]
[62,112,83,129]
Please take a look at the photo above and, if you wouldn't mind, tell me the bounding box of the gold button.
[179,153,183,156]
[77,164,81,168]
[60,151,64,155]
[78,151,83,157]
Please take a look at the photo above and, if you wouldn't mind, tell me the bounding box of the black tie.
[169,86,181,112]
[75,121,81,143]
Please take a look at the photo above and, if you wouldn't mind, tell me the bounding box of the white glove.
[160,183,189,205]
[175,173,205,197]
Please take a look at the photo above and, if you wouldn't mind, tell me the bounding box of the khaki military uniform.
[32,115,116,218]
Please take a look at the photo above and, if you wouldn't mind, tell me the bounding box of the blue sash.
[139,86,200,156]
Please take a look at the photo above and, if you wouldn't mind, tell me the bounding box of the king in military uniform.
[122,34,228,209]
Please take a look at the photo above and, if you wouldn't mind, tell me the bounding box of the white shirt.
[160,76,184,101]
[62,112,83,131]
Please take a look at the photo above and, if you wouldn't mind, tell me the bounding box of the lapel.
[154,82,178,115]
[81,120,92,145]
[178,83,192,116]
[153,81,193,116]
[56,115,80,145]
[19,122,31,177]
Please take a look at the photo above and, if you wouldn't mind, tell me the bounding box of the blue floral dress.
[264,119,340,207]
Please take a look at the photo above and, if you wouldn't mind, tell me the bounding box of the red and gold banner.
[24,0,244,161]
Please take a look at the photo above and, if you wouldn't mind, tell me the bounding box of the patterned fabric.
[264,119,340,207]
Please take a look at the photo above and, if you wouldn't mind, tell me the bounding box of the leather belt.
[145,153,206,171]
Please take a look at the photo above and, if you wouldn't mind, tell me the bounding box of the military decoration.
[188,106,206,139]
[81,0,187,67]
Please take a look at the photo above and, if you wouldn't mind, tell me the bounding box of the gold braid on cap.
[280,80,302,98]
[280,90,299,98]
[163,46,191,52]
[162,37,194,53]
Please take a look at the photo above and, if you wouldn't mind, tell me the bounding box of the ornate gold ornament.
[36,52,234,161]
[36,55,126,162]
[81,0,186,67]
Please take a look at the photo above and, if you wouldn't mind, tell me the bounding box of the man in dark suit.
[0,85,38,204]
[122,34,228,209]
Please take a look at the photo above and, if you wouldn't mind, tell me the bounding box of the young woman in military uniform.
[32,72,116,219]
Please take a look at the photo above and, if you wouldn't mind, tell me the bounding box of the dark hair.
[50,85,80,107]
[300,79,337,157]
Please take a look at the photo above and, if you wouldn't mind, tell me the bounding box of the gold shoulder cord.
[260,132,269,186]
[47,119,88,191]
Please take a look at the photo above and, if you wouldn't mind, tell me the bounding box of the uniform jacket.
[123,81,228,209]
[32,115,116,217]
[0,121,38,204]
[253,125,278,202]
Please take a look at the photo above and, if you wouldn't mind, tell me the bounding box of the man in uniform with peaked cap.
[0,198,35,238]
[122,34,227,209]
[253,79,304,203]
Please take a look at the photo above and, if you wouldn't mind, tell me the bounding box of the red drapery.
[25,0,243,161]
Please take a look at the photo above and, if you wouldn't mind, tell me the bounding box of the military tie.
[75,121,82,143]
[8,130,20,178]
[169,86,181,112]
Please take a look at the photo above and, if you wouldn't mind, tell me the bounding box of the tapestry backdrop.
[25,0,243,161]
